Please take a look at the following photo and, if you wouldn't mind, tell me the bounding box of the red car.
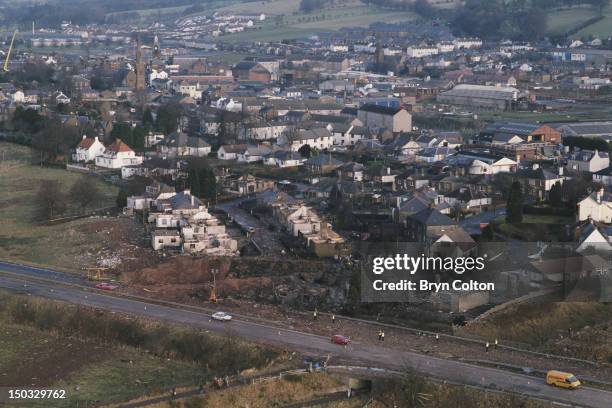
[331,334,350,345]
[95,282,118,291]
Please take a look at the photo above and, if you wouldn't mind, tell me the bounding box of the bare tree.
[69,176,101,212]
[34,180,66,220]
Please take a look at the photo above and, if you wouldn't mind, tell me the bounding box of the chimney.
[558,166,563,176]
[94,136,98,142]
[82,135,86,140]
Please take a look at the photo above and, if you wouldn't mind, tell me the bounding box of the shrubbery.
[0,293,277,373]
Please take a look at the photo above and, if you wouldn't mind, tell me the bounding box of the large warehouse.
[437,84,520,110]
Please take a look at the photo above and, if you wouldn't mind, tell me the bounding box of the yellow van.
[546,370,581,389]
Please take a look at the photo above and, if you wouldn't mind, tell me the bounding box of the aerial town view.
[0,0,611,406]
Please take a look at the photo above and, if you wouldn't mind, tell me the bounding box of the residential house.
[357,104,412,133]
[238,122,290,141]
[515,165,564,200]
[227,174,275,195]
[157,131,211,158]
[277,128,334,152]
[149,189,237,255]
[236,145,272,163]
[576,221,611,253]
[416,147,455,163]
[233,61,272,83]
[217,144,248,160]
[265,150,305,167]
[578,188,612,223]
[594,167,612,186]
[566,149,610,173]
[330,123,370,147]
[404,208,458,242]
[95,139,143,169]
[72,136,106,162]
[304,154,343,174]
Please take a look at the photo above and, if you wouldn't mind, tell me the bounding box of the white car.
[212,311,232,321]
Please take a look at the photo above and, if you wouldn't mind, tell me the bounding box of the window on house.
[171,238,177,243]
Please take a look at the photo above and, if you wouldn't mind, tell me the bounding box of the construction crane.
[4,30,17,72]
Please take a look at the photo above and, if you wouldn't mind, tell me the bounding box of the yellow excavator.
[4,30,17,72]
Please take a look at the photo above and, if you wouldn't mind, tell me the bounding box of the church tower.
[153,35,161,59]
[135,36,145,91]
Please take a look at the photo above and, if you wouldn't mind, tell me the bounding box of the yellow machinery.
[4,30,16,72]
[85,267,109,281]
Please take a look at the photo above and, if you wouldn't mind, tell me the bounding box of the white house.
[72,136,106,162]
[95,139,143,169]
[217,144,248,160]
[238,122,289,141]
[278,128,334,152]
[576,222,611,253]
[406,46,439,58]
[578,189,612,223]
[265,151,305,167]
[490,157,518,174]
[236,145,272,163]
[149,69,169,81]
[54,91,71,105]
[11,90,24,103]
[567,149,610,173]
[330,124,370,147]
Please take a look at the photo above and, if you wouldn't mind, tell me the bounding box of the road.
[0,265,611,407]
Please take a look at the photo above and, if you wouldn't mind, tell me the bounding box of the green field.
[546,7,598,35]
[574,16,612,38]
[215,0,306,15]
[571,1,612,38]
[220,6,417,42]
[0,322,200,406]
[0,142,118,270]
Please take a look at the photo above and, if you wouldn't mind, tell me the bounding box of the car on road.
[212,311,232,321]
[95,282,118,291]
[546,370,581,389]
[331,334,350,345]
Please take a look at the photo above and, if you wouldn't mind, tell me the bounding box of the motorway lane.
[0,274,611,407]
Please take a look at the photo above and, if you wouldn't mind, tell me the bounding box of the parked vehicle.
[331,334,350,345]
[546,370,581,389]
[212,311,232,321]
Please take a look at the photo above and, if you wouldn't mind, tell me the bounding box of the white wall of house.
[95,150,143,169]
[578,193,612,223]
[73,137,106,162]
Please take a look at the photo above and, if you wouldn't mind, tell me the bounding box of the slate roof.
[409,208,456,226]
[359,104,402,115]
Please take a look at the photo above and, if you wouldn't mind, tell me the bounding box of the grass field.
[546,7,598,35]
[574,16,612,38]
[571,1,612,38]
[0,142,119,270]
[215,0,306,15]
[458,300,612,362]
[219,5,416,42]
[0,323,200,406]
